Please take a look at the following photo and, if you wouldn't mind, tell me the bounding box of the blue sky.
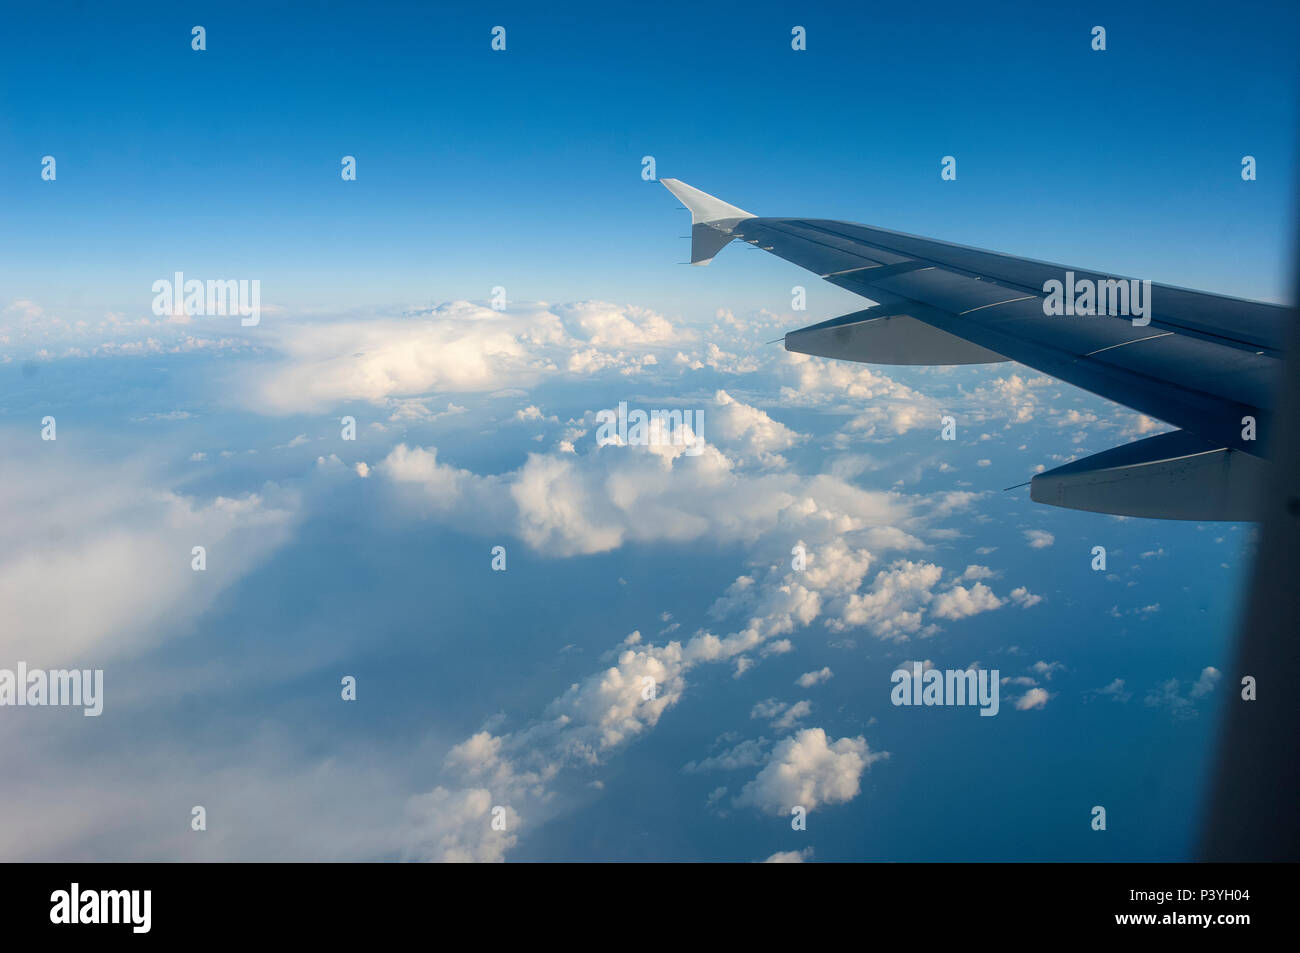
[3,0,1296,313]
[0,0,1292,861]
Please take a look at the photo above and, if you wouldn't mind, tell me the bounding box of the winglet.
[661,178,756,265]
[660,178,755,225]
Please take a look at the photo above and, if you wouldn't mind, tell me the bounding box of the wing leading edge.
[661,178,1291,520]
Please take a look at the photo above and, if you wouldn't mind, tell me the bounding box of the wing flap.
[786,308,1007,365]
[1029,430,1265,521]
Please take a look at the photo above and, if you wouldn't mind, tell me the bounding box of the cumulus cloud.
[378,416,914,558]
[556,301,682,347]
[796,667,834,688]
[709,389,803,467]
[762,847,814,863]
[405,537,917,859]
[379,444,512,522]
[1014,688,1050,710]
[238,301,691,414]
[751,699,813,731]
[1190,666,1222,698]
[833,560,948,639]
[779,352,936,429]
[242,304,557,412]
[404,610,755,858]
[970,374,1055,425]
[1008,586,1043,608]
[700,539,1019,645]
[404,786,520,863]
[1029,660,1065,680]
[931,582,1004,620]
[1023,529,1055,549]
[544,642,690,760]
[734,728,887,815]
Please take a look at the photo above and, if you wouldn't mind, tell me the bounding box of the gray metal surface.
[1029,429,1265,520]
[664,178,1293,519]
[724,216,1285,458]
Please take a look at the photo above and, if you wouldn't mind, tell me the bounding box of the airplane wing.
[662,177,1291,521]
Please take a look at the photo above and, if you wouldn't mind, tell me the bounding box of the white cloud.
[1008,586,1043,608]
[1030,660,1065,680]
[762,847,814,863]
[681,738,769,774]
[779,353,935,431]
[556,301,683,347]
[970,374,1054,425]
[385,398,467,422]
[1014,688,1050,710]
[1024,529,1055,549]
[404,786,518,863]
[243,304,556,412]
[379,444,511,523]
[238,301,691,414]
[379,431,913,558]
[0,443,297,665]
[709,389,803,467]
[1190,666,1222,698]
[735,728,887,815]
[1094,678,1132,702]
[684,738,770,774]
[513,404,556,423]
[796,667,834,688]
[751,699,813,731]
[931,582,1003,620]
[405,536,914,859]
[832,560,944,639]
[545,642,690,759]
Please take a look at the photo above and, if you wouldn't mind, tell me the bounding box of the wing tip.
[660,177,755,224]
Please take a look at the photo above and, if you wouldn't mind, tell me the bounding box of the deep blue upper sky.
[3,0,1296,315]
